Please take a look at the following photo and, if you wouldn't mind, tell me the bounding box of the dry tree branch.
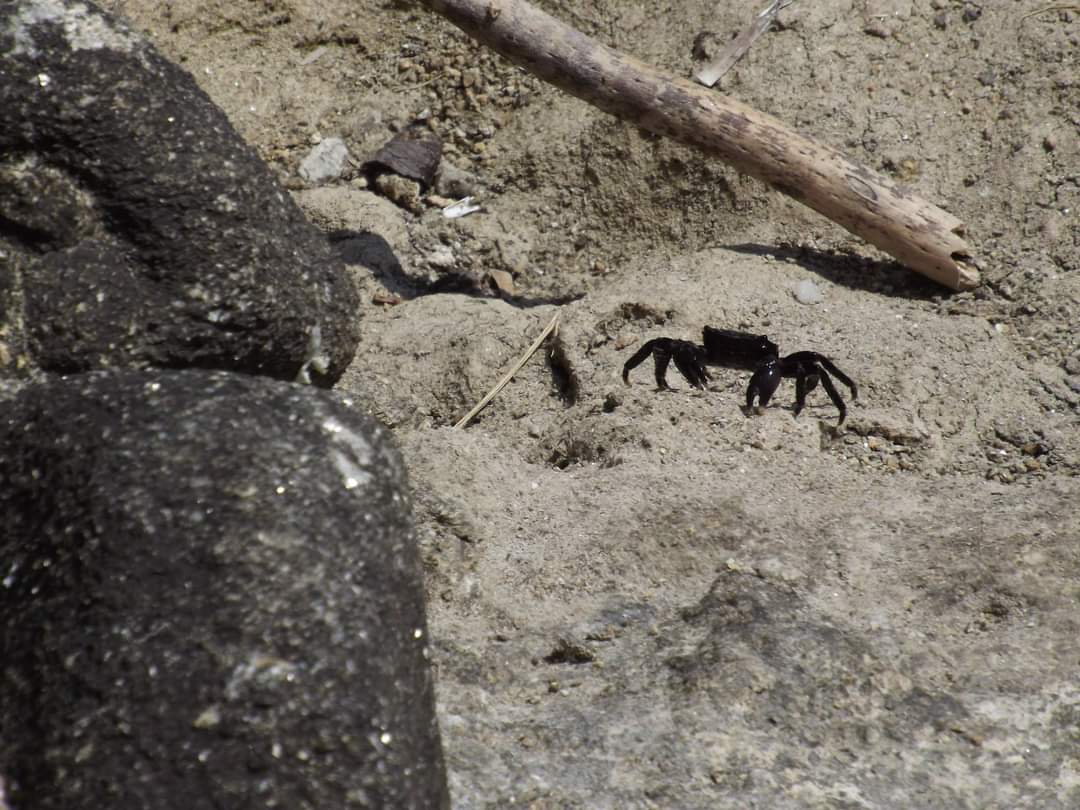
[416,0,979,290]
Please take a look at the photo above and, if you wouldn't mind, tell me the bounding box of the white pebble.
[793,279,823,305]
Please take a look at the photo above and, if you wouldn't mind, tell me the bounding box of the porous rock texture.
[0,369,448,810]
[0,1,448,806]
[0,0,359,384]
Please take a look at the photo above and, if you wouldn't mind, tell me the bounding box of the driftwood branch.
[417,0,979,290]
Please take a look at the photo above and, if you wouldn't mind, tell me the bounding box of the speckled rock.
[0,369,449,810]
[0,0,359,384]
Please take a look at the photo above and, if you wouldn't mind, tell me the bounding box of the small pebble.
[298,137,348,184]
[793,279,823,305]
[373,173,423,213]
[426,246,456,270]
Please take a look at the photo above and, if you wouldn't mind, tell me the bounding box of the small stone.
[692,31,721,61]
[1043,133,1057,152]
[864,21,890,38]
[426,246,455,270]
[962,4,982,23]
[435,161,478,198]
[543,638,595,665]
[793,279,823,305]
[373,173,423,213]
[933,11,948,29]
[299,137,349,185]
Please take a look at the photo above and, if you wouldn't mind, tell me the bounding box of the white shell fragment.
[441,196,482,219]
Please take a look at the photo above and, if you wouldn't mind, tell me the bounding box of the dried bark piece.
[362,128,443,191]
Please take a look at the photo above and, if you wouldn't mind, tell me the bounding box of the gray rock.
[434,161,479,199]
[0,369,449,810]
[300,137,350,185]
[0,1,359,384]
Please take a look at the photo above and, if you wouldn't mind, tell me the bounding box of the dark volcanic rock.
[0,0,360,384]
[0,369,449,810]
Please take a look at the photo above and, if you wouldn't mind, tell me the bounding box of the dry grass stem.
[454,311,560,429]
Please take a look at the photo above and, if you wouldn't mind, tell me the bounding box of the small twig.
[454,310,560,429]
[1021,4,1080,21]
[694,0,796,88]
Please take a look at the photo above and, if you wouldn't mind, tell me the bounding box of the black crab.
[622,326,858,423]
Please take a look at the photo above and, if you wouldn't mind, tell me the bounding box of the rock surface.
[0,0,360,384]
[0,369,448,809]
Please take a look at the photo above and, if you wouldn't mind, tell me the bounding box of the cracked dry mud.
[117,1,1078,807]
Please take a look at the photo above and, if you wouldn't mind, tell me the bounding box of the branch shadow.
[723,242,954,301]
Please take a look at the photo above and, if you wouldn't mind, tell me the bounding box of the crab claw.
[672,348,710,390]
[745,359,783,413]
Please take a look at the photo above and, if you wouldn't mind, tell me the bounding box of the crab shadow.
[724,242,951,301]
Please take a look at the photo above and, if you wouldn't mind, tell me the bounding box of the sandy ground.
[114,1,1078,806]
